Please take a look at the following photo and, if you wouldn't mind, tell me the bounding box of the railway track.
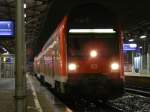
[46,87,123,112]
[36,75,150,112]
[36,76,123,112]
[125,87,150,97]
[63,98,123,112]
[54,88,150,112]
[110,93,150,112]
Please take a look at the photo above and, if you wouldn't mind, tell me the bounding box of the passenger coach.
[34,3,124,101]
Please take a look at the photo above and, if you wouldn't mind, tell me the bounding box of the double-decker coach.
[34,3,124,101]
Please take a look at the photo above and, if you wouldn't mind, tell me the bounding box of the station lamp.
[24,3,26,8]
[140,35,147,39]
[2,47,7,52]
[24,14,26,18]
[128,39,134,42]
[3,57,6,62]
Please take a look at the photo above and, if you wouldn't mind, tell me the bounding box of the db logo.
[91,64,98,69]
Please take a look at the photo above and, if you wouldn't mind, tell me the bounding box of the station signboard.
[0,21,14,37]
[123,43,137,51]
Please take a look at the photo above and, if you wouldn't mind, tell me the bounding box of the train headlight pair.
[111,62,119,71]
[68,63,77,71]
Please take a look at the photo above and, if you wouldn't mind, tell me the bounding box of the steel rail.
[125,88,150,97]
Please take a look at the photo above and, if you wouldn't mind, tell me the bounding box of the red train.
[34,4,124,101]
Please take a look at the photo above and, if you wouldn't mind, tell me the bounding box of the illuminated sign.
[69,29,116,33]
[123,43,137,51]
[0,21,14,37]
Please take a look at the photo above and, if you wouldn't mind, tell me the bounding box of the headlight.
[90,50,97,58]
[68,63,77,71]
[111,62,119,70]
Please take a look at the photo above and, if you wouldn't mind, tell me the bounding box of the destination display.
[123,43,137,51]
[0,21,14,37]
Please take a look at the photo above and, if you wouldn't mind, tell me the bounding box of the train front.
[66,4,124,100]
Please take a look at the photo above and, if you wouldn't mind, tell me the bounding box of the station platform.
[0,78,15,112]
[0,72,149,112]
[125,72,150,77]
[0,74,72,112]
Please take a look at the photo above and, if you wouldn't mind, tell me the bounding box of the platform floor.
[0,72,149,112]
[125,72,150,77]
[0,78,15,112]
[0,90,15,112]
[0,74,72,112]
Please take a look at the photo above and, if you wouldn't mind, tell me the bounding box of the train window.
[67,33,119,58]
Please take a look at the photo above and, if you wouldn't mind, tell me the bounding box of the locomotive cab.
[65,4,124,99]
[66,30,124,99]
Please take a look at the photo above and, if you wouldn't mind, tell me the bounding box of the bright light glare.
[68,63,77,71]
[69,29,116,33]
[24,14,26,18]
[90,50,98,58]
[2,47,7,52]
[128,39,134,42]
[140,35,147,39]
[24,3,26,8]
[129,44,137,48]
[111,63,119,70]
[3,51,9,55]
[3,57,6,62]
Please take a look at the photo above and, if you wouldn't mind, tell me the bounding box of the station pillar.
[140,55,143,73]
[131,51,134,72]
[15,0,26,112]
[147,45,150,75]
[0,57,1,78]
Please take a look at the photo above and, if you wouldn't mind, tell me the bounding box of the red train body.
[34,4,124,101]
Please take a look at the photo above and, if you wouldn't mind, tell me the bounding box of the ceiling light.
[24,3,26,8]
[128,39,134,42]
[2,47,7,52]
[24,14,26,18]
[69,29,116,33]
[140,35,147,39]
[3,57,6,62]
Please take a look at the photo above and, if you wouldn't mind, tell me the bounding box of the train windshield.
[67,33,119,57]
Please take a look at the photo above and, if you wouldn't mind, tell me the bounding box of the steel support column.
[15,0,26,111]
[132,52,134,72]
[147,45,150,75]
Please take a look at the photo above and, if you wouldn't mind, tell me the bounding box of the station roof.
[0,0,150,56]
